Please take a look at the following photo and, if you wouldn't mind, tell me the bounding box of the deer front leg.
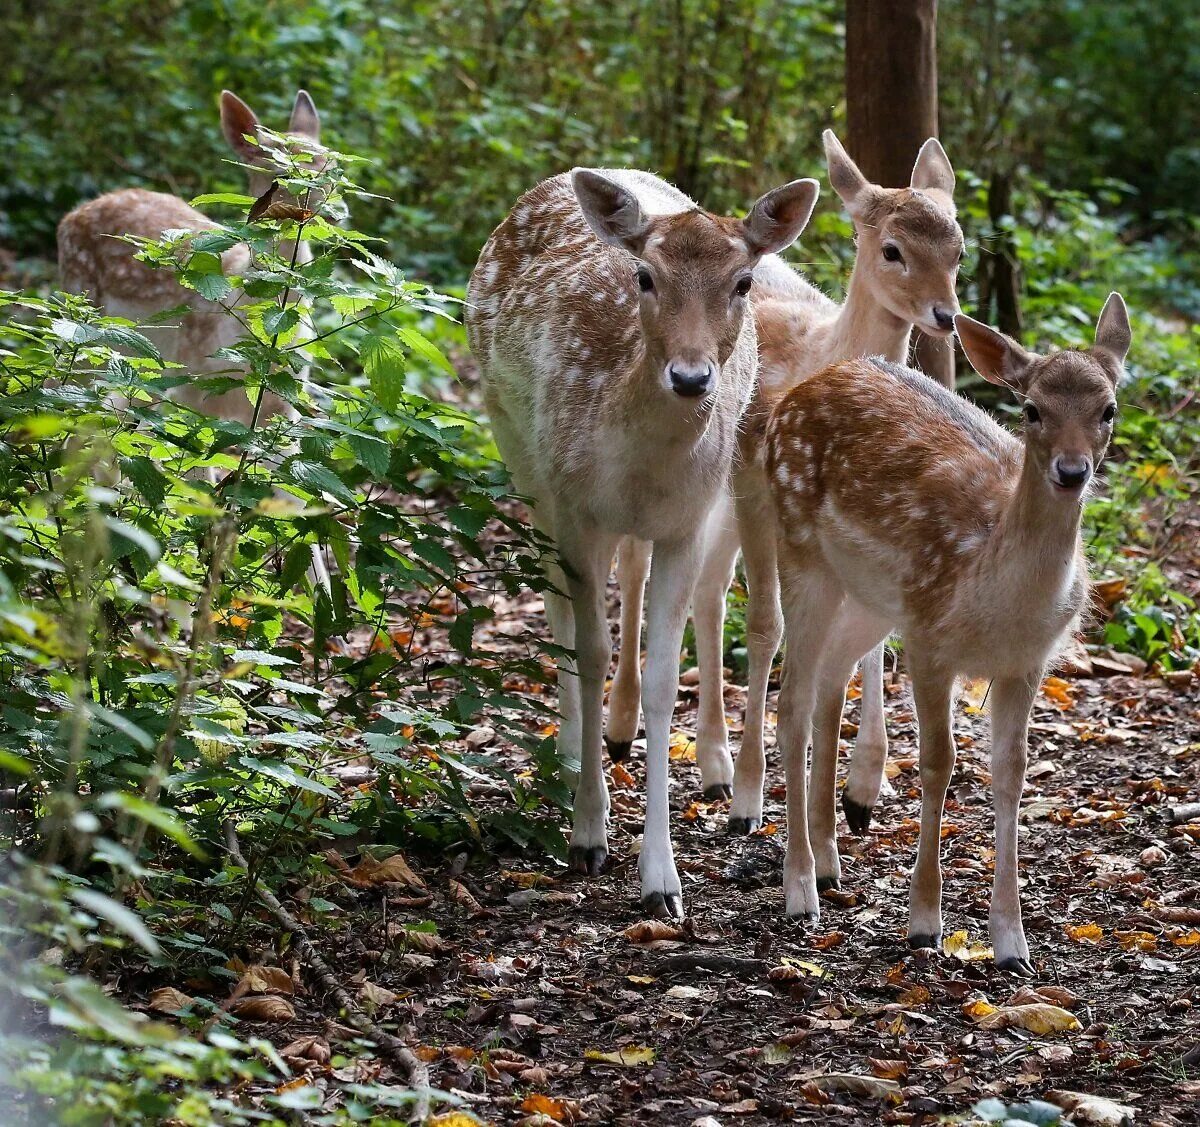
[842,643,890,834]
[807,602,892,890]
[561,526,621,876]
[906,660,956,949]
[776,558,841,920]
[638,533,702,918]
[606,536,651,763]
[989,672,1038,975]
[729,489,782,833]
[692,499,739,799]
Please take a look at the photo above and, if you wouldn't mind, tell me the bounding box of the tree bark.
[846,0,955,388]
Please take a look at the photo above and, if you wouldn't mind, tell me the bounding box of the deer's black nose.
[933,306,956,331]
[668,362,714,398]
[1052,456,1091,490]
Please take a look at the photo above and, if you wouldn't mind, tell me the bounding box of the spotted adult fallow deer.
[606,131,963,838]
[765,296,1131,971]
[58,89,325,426]
[466,169,819,915]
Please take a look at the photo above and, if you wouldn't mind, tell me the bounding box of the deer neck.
[995,451,1085,593]
[829,261,913,364]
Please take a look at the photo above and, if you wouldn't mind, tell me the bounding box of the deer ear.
[955,313,1034,392]
[289,90,320,140]
[910,137,956,196]
[1094,292,1131,368]
[571,169,650,254]
[220,91,262,161]
[742,179,819,257]
[823,130,876,218]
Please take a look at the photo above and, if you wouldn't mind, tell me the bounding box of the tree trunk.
[845,0,955,388]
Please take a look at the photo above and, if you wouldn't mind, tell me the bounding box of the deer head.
[220,90,327,205]
[956,293,1131,496]
[823,130,963,338]
[571,170,819,401]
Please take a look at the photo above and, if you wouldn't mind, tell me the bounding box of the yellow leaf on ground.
[609,762,635,788]
[1041,675,1076,709]
[520,1093,576,1121]
[942,930,994,962]
[1114,930,1157,952]
[500,870,554,889]
[1065,922,1104,944]
[584,1045,656,1066]
[668,731,696,760]
[976,1003,1082,1035]
[428,1113,490,1127]
[962,997,998,1020]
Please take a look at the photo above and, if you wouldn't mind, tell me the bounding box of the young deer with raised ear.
[607,131,964,836]
[466,169,818,916]
[765,296,1131,971]
[58,89,324,426]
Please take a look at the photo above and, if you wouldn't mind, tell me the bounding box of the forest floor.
[171,495,1200,1127]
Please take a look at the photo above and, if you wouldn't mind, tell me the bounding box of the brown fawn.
[466,168,818,916]
[765,296,1131,972]
[58,89,324,427]
[607,131,963,837]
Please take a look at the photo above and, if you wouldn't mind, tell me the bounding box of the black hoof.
[604,737,633,764]
[703,783,733,801]
[842,793,874,836]
[567,845,607,876]
[996,956,1035,977]
[816,875,841,893]
[641,890,684,919]
[726,816,760,836]
[908,932,942,951]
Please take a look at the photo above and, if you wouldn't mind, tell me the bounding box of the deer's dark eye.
[1102,402,1117,424]
[734,276,753,298]
[882,244,903,263]
[637,267,655,293]
[1023,402,1041,425]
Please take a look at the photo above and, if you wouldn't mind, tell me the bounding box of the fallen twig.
[653,953,770,977]
[223,820,430,1108]
[1168,802,1200,824]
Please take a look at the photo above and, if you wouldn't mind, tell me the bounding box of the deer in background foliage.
[466,168,818,916]
[607,131,964,838]
[58,89,324,427]
[765,297,1131,971]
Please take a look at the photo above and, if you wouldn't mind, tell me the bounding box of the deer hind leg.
[842,643,891,834]
[806,602,892,891]
[776,555,843,922]
[638,531,703,918]
[692,495,739,799]
[989,672,1038,975]
[605,536,651,764]
[728,488,782,834]
[906,656,957,950]
[560,523,622,877]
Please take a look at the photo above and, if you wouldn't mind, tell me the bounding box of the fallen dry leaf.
[868,1057,907,1080]
[281,1035,331,1065]
[976,1003,1082,1035]
[230,995,296,1022]
[942,930,994,962]
[1065,921,1104,944]
[148,986,194,1015]
[341,853,425,890]
[808,1073,902,1103]
[448,879,484,913]
[1046,1089,1135,1126]
[358,979,399,1008]
[520,1093,577,1122]
[238,964,293,996]
[584,1045,656,1066]
[623,919,685,944]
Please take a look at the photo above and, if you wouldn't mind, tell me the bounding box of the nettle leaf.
[239,755,339,798]
[104,518,162,563]
[187,271,233,302]
[360,334,405,411]
[348,433,391,477]
[122,456,168,508]
[397,326,455,376]
[449,605,494,655]
[263,306,300,339]
[287,460,357,507]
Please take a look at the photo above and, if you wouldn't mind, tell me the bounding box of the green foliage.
[0,143,563,1118]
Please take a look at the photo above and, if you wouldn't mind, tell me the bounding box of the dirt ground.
[212,553,1200,1126]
